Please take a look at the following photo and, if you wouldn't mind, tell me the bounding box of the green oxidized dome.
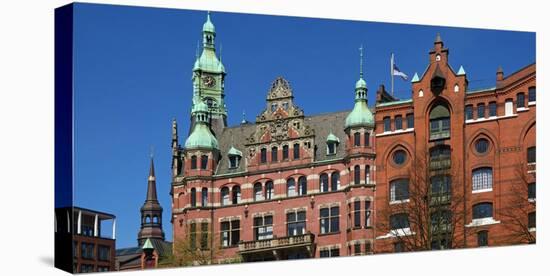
[326,132,340,143]
[203,12,215,33]
[355,77,367,89]
[345,100,374,128]
[185,123,219,150]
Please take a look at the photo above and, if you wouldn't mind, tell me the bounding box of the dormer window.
[436,54,441,61]
[229,156,239,169]
[271,103,278,112]
[326,133,340,155]
[282,102,289,110]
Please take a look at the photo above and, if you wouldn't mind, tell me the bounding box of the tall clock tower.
[191,11,227,135]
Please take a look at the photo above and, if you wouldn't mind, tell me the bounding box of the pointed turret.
[345,45,374,129]
[185,102,219,150]
[138,157,165,245]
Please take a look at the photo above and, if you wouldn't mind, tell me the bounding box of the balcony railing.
[430,192,451,205]
[430,158,451,170]
[430,130,450,141]
[238,233,314,253]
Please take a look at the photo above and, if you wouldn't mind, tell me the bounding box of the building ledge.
[389,199,410,205]
[466,114,518,125]
[465,218,500,228]
[238,233,315,254]
[517,107,530,112]
[376,228,414,239]
[528,101,536,106]
[472,188,493,194]
[376,128,414,137]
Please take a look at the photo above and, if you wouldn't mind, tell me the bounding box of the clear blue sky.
[72,3,535,248]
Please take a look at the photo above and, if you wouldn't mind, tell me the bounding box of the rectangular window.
[472,168,493,191]
[287,211,306,236]
[365,201,372,227]
[394,242,405,252]
[191,156,197,169]
[260,148,267,163]
[353,201,361,228]
[465,105,473,120]
[395,115,403,130]
[364,132,370,146]
[527,146,536,163]
[271,147,278,162]
[528,212,536,229]
[517,93,525,108]
[253,216,273,241]
[505,99,513,116]
[390,213,410,230]
[365,243,372,254]
[80,242,95,260]
[189,222,197,250]
[320,206,339,234]
[354,132,360,146]
[390,179,409,202]
[528,183,536,200]
[406,114,414,129]
[528,86,536,102]
[354,243,361,255]
[383,117,391,132]
[229,156,238,168]
[282,145,289,160]
[80,264,95,273]
[293,143,300,160]
[477,104,485,119]
[98,246,110,261]
[327,143,336,155]
[477,231,488,247]
[486,102,496,117]
[221,220,240,247]
[200,222,209,250]
[320,248,339,258]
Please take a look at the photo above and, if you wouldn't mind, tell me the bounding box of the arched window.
[282,145,289,160]
[145,215,151,224]
[354,132,361,146]
[254,182,263,201]
[153,216,159,224]
[287,178,296,197]
[191,155,197,169]
[221,187,230,206]
[271,146,278,162]
[472,167,493,191]
[473,202,493,220]
[232,186,241,204]
[293,143,300,159]
[190,188,197,207]
[200,155,208,170]
[201,188,208,207]
[331,172,340,191]
[365,165,370,184]
[298,176,307,195]
[354,165,361,185]
[429,104,450,140]
[265,181,274,200]
[320,173,329,192]
[528,86,536,102]
[527,146,536,163]
[383,117,391,132]
[260,148,267,163]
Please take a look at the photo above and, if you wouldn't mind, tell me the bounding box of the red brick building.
[170,13,536,263]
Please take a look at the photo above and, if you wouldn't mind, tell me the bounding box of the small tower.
[191,11,227,136]
[137,158,165,246]
[345,45,375,130]
[184,101,219,176]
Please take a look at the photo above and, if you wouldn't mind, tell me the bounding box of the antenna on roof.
[359,44,364,79]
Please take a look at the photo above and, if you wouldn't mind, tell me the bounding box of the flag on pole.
[391,53,408,80]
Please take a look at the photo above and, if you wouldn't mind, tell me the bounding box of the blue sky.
[72,3,535,248]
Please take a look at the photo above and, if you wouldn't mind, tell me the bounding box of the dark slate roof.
[214,109,370,175]
[116,240,172,258]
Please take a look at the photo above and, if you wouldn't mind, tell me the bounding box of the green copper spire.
[411,72,420,83]
[185,101,219,150]
[457,65,466,75]
[355,45,367,90]
[203,11,215,35]
[346,45,374,129]
[142,238,154,250]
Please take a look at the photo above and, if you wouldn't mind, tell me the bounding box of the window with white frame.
[365,201,372,227]
[320,206,339,234]
[330,172,340,191]
[353,201,361,228]
[320,173,329,192]
[472,167,492,192]
[287,210,306,236]
[505,99,513,116]
[221,220,240,247]
[265,181,274,200]
[231,186,241,204]
[472,202,493,220]
[254,182,263,201]
[390,179,409,202]
[253,215,273,240]
[221,187,230,206]
[390,213,410,230]
[320,248,339,258]
[298,176,307,196]
[287,178,297,197]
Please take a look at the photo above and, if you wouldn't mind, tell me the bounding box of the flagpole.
[391,53,394,97]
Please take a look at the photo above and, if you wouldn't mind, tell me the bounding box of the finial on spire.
[359,44,364,79]
[435,33,442,43]
[241,110,247,124]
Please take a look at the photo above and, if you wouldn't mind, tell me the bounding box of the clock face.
[202,75,216,88]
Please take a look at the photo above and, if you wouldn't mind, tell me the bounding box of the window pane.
[477,104,485,119]
[293,143,300,159]
[472,168,493,191]
[528,86,536,102]
[320,174,329,192]
[384,117,391,132]
[331,173,339,191]
[517,93,525,108]
[528,183,536,200]
[465,105,473,120]
[489,102,497,117]
[395,116,403,130]
[282,145,289,159]
[527,147,536,163]
[271,147,278,162]
[406,114,414,128]
[354,132,360,146]
[473,203,493,219]
[477,231,488,246]
[528,212,536,228]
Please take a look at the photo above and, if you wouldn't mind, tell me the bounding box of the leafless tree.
[377,144,466,252]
